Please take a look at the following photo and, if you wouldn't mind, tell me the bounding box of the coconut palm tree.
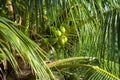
[0,0,120,80]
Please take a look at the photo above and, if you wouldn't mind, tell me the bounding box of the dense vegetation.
[0,0,120,80]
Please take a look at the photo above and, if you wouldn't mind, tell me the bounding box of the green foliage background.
[0,0,120,80]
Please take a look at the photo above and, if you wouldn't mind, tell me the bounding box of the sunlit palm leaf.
[47,57,119,79]
[0,16,55,80]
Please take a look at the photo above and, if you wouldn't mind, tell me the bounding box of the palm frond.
[0,16,55,80]
[51,64,119,80]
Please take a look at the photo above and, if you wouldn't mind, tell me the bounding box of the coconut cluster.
[50,25,68,47]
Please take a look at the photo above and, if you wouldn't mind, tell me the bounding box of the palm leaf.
[48,56,120,80]
[0,16,55,80]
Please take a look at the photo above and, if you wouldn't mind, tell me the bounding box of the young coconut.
[60,26,66,34]
[59,36,68,46]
